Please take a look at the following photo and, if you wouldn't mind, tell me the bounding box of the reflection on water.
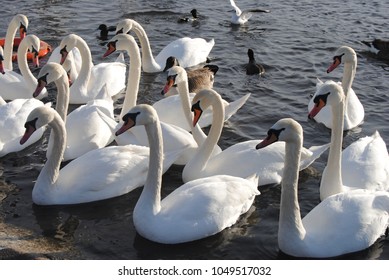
[1,0,389,259]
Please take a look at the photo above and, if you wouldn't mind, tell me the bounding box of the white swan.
[115,19,215,73]
[19,106,182,205]
[0,34,48,100]
[156,65,250,131]
[230,0,270,25]
[182,89,329,185]
[103,34,207,165]
[257,118,389,258]
[308,46,364,130]
[33,62,115,161]
[115,103,260,244]
[308,81,389,200]
[2,14,28,71]
[58,34,126,104]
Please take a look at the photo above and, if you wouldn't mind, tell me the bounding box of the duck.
[229,0,270,25]
[115,18,215,73]
[308,46,364,130]
[97,24,116,40]
[257,118,389,258]
[115,103,260,244]
[308,81,389,200]
[157,65,250,131]
[19,106,182,205]
[1,14,28,71]
[246,48,265,75]
[0,34,48,100]
[362,39,389,54]
[177,9,198,23]
[102,33,206,165]
[58,34,126,104]
[33,62,115,161]
[182,89,329,185]
[162,56,219,96]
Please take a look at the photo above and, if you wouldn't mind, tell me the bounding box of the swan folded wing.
[299,143,330,170]
[158,175,259,243]
[341,132,389,191]
[55,145,150,201]
[301,190,389,257]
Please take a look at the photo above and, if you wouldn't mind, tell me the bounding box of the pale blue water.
[0,0,388,259]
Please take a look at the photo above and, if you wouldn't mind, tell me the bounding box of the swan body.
[2,14,28,71]
[20,106,181,205]
[308,46,364,130]
[230,0,270,25]
[163,56,219,96]
[0,34,48,100]
[33,62,115,161]
[257,118,389,258]
[158,65,250,131]
[246,48,265,75]
[115,19,215,73]
[116,104,260,244]
[58,34,126,104]
[183,89,329,185]
[309,81,389,200]
[102,34,203,165]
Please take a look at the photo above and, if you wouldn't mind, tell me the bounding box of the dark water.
[0,0,389,259]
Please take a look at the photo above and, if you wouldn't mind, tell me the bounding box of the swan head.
[162,66,187,95]
[191,89,220,127]
[0,46,4,74]
[256,118,302,149]
[59,34,81,64]
[308,81,344,119]
[327,46,356,73]
[116,104,158,136]
[103,33,137,58]
[11,14,28,39]
[20,106,55,145]
[33,62,68,98]
[115,19,134,35]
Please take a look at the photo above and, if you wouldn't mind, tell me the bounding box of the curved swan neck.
[278,136,306,249]
[16,40,36,89]
[132,21,161,72]
[319,99,344,200]
[342,60,356,96]
[72,38,92,90]
[54,75,70,121]
[3,18,18,70]
[136,119,163,214]
[187,93,224,173]
[37,112,66,186]
[120,40,142,119]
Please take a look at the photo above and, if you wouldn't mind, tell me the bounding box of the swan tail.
[224,93,251,121]
[299,143,330,170]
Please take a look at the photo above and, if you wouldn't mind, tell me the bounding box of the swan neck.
[16,41,36,88]
[341,60,356,96]
[320,101,344,199]
[132,21,161,72]
[72,38,92,89]
[54,75,70,121]
[278,138,306,247]
[38,113,66,186]
[120,42,141,118]
[3,20,18,70]
[137,119,163,214]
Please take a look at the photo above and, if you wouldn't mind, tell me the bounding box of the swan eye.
[313,92,330,105]
[20,23,27,33]
[116,28,124,35]
[267,128,285,141]
[24,118,38,130]
[333,53,344,63]
[37,73,49,84]
[191,100,202,112]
